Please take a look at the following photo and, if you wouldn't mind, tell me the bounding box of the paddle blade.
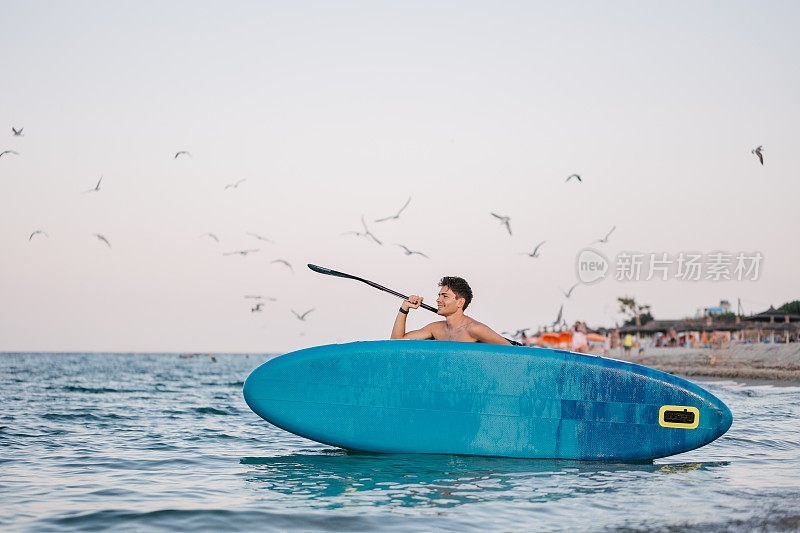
[307,264,354,279]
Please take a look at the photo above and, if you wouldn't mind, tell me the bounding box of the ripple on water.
[42,508,427,533]
[194,407,238,416]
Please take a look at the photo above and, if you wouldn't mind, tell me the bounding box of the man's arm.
[467,322,512,345]
[391,295,435,340]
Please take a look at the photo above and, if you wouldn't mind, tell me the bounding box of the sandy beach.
[612,343,800,382]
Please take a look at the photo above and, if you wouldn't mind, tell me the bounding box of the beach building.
[741,306,800,344]
[617,305,800,347]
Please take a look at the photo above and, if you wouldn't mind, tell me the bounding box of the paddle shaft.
[308,264,438,313]
[307,264,521,345]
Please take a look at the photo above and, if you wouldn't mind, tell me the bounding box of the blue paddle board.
[243,341,732,460]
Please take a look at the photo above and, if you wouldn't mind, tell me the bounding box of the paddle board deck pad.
[243,341,732,460]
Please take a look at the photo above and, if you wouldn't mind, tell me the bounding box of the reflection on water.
[241,450,729,510]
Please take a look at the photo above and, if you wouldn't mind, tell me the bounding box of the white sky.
[2,1,799,352]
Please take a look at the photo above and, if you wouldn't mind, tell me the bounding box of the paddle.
[307,263,522,346]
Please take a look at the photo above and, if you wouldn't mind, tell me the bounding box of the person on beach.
[623,333,633,355]
[571,322,588,353]
[390,276,511,344]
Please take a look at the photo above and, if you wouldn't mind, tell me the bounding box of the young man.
[390,276,511,344]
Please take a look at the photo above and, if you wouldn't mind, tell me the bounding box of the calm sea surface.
[2,352,799,532]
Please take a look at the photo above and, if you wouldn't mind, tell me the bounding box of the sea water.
[1,352,799,532]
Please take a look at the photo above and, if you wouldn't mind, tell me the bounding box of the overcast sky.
[2,1,799,353]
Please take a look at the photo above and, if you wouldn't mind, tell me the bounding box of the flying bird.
[200,232,219,243]
[0,150,20,158]
[244,295,276,301]
[561,283,579,298]
[271,259,294,272]
[246,232,273,243]
[566,174,582,183]
[751,145,764,165]
[29,230,48,240]
[490,212,512,236]
[251,303,264,312]
[291,308,315,321]
[223,249,259,256]
[522,241,546,258]
[94,234,112,248]
[375,196,412,223]
[552,304,564,327]
[395,244,429,258]
[341,216,383,245]
[224,179,246,190]
[84,176,102,193]
[174,151,191,159]
[590,226,616,245]
[12,127,23,136]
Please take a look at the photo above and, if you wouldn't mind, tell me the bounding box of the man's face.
[436,286,463,316]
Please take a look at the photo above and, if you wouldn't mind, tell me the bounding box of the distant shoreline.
[612,344,800,382]
[5,344,800,384]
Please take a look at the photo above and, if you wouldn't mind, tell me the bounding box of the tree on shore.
[779,300,800,315]
[618,296,652,327]
[714,312,737,323]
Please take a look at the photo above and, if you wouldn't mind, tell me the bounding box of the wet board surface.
[243,341,732,460]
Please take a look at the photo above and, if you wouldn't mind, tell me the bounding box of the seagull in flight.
[590,226,616,245]
[223,249,259,256]
[341,216,383,245]
[552,304,564,328]
[200,232,219,243]
[375,197,412,223]
[751,145,764,166]
[522,241,546,258]
[0,150,20,158]
[94,234,112,248]
[224,179,246,190]
[566,174,582,183]
[561,283,579,298]
[271,259,294,272]
[251,303,264,312]
[29,230,48,240]
[291,308,315,321]
[490,212,512,236]
[174,151,191,159]
[12,127,23,137]
[84,176,102,193]
[395,244,429,258]
[246,232,273,243]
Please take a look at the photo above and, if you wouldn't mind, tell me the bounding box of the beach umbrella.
[540,332,561,345]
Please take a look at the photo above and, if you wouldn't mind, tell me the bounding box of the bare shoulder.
[428,321,446,337]
[466,318,511,344]
[465,318,491,335]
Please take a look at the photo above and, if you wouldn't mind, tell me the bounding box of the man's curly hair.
[439,276,473,310]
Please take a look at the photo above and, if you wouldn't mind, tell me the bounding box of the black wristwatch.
[399,307,409,314]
